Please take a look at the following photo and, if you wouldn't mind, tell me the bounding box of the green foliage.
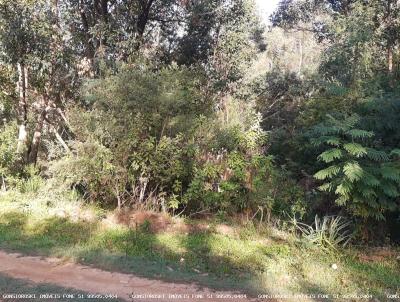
[139,220,152,234]
[17,165,43,194]
[51,140,117,203]
[0,0,52,64]
[0,66,14,125]
[312,114,400,219]
[183,152,306,218]
[0,122,21,183]
[51,62,293,216]
[206,0,262,90]
[2,0,400,244]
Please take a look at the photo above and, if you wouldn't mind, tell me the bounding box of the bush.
[311,114,400,220]
[183,152,306,218]
[50,140,117,203]
[48,63,306,219]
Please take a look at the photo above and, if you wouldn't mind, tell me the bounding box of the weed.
[294,215,353,251]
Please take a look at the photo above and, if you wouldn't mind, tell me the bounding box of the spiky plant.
[295,215,353,251]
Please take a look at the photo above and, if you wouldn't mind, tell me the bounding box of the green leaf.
[335,195,349,206]
[343,115,361,128]
[318,182,334,192]
[343,162,363,182]
[343,143,367,158]
[360,172,380,187]
[381,182,400,198]
[313,125,340,136]
[380,165,400,182]
[346,129,374,139]
[359,188,377,198]
[390,149,400,157]
[325,137,341,147]
[318,148,343,163]
[366,148,389,162]
[311,136,341,147]
[335,182,352,196]
[314,165,341,180]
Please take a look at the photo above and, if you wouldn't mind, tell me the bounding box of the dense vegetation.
[1,0,400,257]
[0,0,400,298]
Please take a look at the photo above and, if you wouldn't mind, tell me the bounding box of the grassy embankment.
[0,189,399,300]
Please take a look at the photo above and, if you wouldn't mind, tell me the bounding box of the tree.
[0,0,50,160]
[62,0,185,71]
[0,0,76,165]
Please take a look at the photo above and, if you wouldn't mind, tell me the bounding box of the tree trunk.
[28,111,45,165]
[28,95,48,165]
[52,127,71,153]
[388,46,393,74]
[52,0,59,22]
[136,0,154,47]
[298,40,303,76]
[16,63,28,156]
[221,94,229,124]
[1,174,6,192]
[386,0,395,76]
[80,0,96,74]
[298,33,304,75]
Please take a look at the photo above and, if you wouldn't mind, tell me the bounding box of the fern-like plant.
[312,114,400,220]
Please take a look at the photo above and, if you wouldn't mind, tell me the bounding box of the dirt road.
[0,251,258,302]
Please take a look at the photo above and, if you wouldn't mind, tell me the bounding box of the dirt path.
[0,251,258,302]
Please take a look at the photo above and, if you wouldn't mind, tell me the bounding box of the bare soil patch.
[0,250,258,302]
[357,247,399,263]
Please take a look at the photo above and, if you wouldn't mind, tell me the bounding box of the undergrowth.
[0,190,398,298]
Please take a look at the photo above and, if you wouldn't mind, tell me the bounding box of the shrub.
[51,64,208,209]
[50,140,118,203]
[312,114,400,220]
[183,152,306,218]
[49,63,305,218]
